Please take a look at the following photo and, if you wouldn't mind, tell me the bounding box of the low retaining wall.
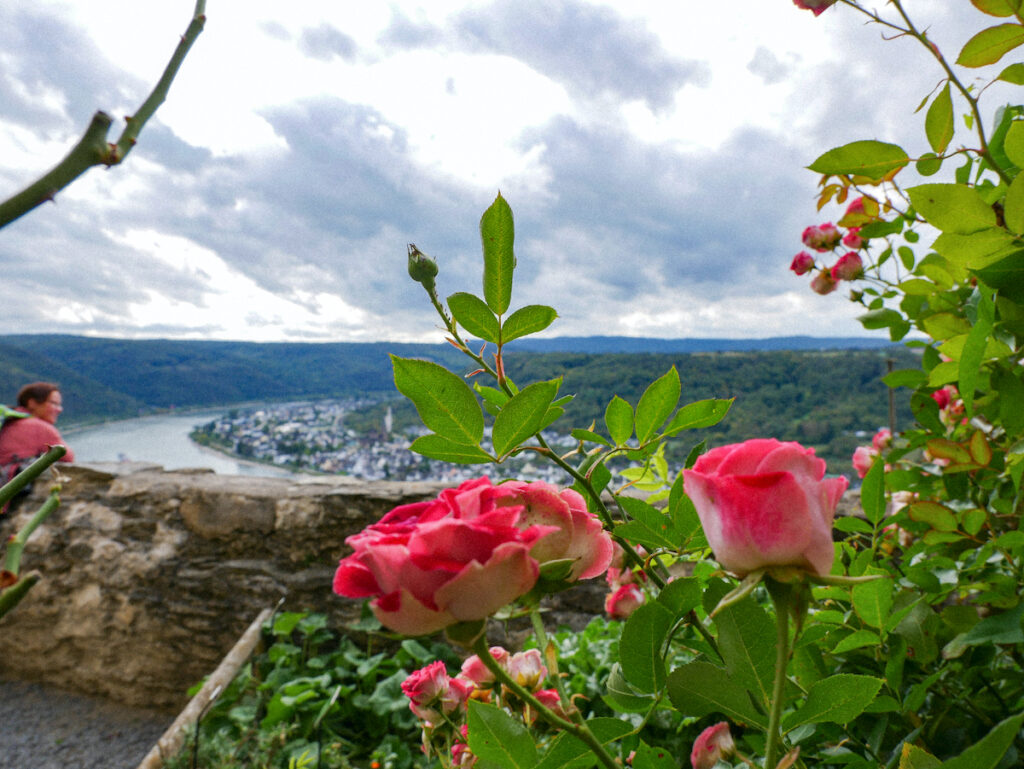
[0,464,608,710]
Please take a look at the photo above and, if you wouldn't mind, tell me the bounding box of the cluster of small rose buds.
[402,647,567,768]
[604,543,647,620]
[791,197,870,295]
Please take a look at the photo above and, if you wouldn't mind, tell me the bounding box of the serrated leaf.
[852,575,893,629]
[940,710,1024,769]
[492,379,560,457]
[605,663,657,714]
[832,628,882,655]
[957,23,1024,67]
[908,500,959,531]
[998,61,1024,83]
[808,140,910,183]
[861,458,885,525]
[666,661,768,727]
[899,744,941,769]
[932,227,1024,270]
[605,396,634,445]
[448,292,500,343]
[972,0,1023,18]
[630,741,677,769]
[907,184,997,234]
[782,674,882,730]
[467,700,537,769]
[501,304,557,343]
[391,355,484,445]
[925,84,954,154]
[534,718,632,769]
[663,398,733,436]
[635,367,680,442]
[570,428,611,446]
[714,597,776,708]
[480,193,515,315]
[620,602,674,693]
[656,576,701,618]
[410,434,493,464]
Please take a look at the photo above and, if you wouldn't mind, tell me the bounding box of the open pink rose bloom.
[683,439,848,576]
[333,477,614,635]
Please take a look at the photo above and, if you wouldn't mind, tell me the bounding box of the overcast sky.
[0,0,1006,342]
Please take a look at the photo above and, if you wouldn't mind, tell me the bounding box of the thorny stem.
[841,0,1012,186]
[470,636,620,769]
[765,584,794,769]
[0,1,207,228]
[0,445,66,507]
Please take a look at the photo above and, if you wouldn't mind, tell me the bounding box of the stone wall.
[0,463,611,710]
[0,463,457,709]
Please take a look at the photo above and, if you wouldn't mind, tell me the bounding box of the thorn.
[465,369,484,378]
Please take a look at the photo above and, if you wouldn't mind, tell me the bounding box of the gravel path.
[0,679,174,769]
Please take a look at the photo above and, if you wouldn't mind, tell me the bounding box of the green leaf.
[916,152,943,176]
[501,304,557,343]
[958,602,1024,646]
[391,355,484,445]
[957,23,1024,67]
[907,184,997,234]
[635,367,680,442]
[832,628,883,655]
[972,0,1023,18]
[1004,173,1024,233]
[448,292,500,343]
[899,744,942,769]
[630,741,678,769]
[663,398,733,435]
[782,674,882,731]
[492,379,560,457]
[534,719,632,769]
[467,700,538,769]
[620,601,674,693]
[808,140,910,183]
[714,597,776,709]
[960,291,995,416]
[932,227,1024,269]
[570,428,611,447]
[994,367,1024,434]
[605,663,657,714]
[908,501,959,532]
[410,434,493,464]
[925,84,954,154]
[860,458,885,525]
[852,575,893,629]
[882,368,928,388]
[666,661,768,727]
[940,711,1024,769]
[922,312,972,340]
[998,61,1024,83]
[605,396,634,445]
[975,252,1024,301]
[480,193,516,315]
[1005,120,1024,167]
[614,496,677,550]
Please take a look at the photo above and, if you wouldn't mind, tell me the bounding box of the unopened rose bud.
[810,269,838,295]
[793,0,838,15]
[802,223,842,252]
[831,252,864,281]
[790,251,815,275]
[407,243,439,293]
[842,227,864,249]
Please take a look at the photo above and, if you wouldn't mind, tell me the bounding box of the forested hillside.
[0,335,915,471]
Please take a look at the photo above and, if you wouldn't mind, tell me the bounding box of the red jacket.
[0,410,74,480]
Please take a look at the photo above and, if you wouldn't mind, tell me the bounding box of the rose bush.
[683,438,848,576]
[333,476,613,635]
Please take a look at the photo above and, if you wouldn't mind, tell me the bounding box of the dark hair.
[17,382,60,408]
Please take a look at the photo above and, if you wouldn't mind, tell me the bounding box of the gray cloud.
[381,0,708,113]
[299,24,359,62]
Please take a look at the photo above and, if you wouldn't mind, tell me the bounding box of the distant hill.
[498,335,897,354]
[0,333,908,427]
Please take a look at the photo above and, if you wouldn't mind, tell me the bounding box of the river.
[63,411,298,478]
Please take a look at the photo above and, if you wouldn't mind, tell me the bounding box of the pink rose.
[506,649,547,690]
[852,445,876,480]
[496,480,615,580]
[402,661,472,724]
[460,646,509,686]
[333,477,558,635]
[802,222,841,252]
[605,583,645,620]
[690,722,736,769]
[683,439,848,576]
[809,269,838,295]
[872,428,892,452]
[790,251,815,276]
[842,227,864,249]
[831,252,863,281]
[793,0,838,15]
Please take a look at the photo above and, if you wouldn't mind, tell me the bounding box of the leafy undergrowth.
[165,612,692,769]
